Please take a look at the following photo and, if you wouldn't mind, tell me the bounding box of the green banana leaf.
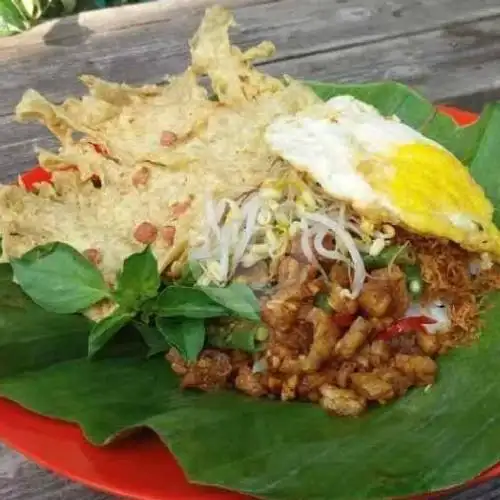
[2,81,500,499]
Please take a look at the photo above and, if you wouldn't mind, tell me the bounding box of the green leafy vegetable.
[152,282,260,321]
[198,283,261,321]
[468,104,500,225]
[156,317,205,362]
[153,286,228,318]
[2,294,500,499]
[207,319,267,352]
[0,263,90,377]
[133,321,170,358]
[221,328,260,351]
[88,309,134,358]
[114,246,161,311]
[12,242,111,314]
[174,260,204,286]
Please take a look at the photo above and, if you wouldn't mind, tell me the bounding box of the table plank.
[1,0,500,182]
[1,0,500,117]
[265,16,500,103]
[0,444,112,499]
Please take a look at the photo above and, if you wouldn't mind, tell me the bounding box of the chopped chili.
[19,165,52,191]
[376,315,437,342]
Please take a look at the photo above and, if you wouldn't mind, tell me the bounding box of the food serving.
[2,6,500,499]
[2,6,500,418]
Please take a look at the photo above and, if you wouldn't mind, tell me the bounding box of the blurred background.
[0,0,145,36]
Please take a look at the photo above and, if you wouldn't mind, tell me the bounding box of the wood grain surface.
[1,0,500,498]
[1,0,500,181]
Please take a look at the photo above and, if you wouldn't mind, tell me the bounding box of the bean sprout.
[303,212,366,298]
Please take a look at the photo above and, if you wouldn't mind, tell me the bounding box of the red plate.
[0,105,498,500]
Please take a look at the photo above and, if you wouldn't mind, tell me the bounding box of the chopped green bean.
[403,263,424,299]
[313,292,332,312]
[362,245,413,270]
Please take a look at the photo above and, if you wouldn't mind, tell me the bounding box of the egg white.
[265,95,481,235]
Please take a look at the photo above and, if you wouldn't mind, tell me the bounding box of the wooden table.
[1,0,500,497]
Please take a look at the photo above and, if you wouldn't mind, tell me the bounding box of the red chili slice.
[376,315,437,342]
[19,165,53,191]
[21,142,105,192]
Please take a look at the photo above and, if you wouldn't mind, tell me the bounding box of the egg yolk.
[365,143,499,248]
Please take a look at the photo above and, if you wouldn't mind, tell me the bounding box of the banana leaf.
[1,81,500,499]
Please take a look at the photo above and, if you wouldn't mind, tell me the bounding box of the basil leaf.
[156,317,206,362]
[153,286,227,318]
[114,246,160,311]
[88,309,134,358]
[12,242,111,314]
[133,321,169,358]
[198,283,260,321]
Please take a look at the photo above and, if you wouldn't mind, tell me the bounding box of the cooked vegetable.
[152,286,229,318]
[313,292,332,312]
[156,317,206,362]
[376,316,437,342]
[207,320,267,352]
[404,263,424,299]
[113,246,161,311]
[362,245,413,269]
[11,243,112,314]
[88,309,135,358]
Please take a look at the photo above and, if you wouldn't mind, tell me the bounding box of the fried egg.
[265,95,500,259]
